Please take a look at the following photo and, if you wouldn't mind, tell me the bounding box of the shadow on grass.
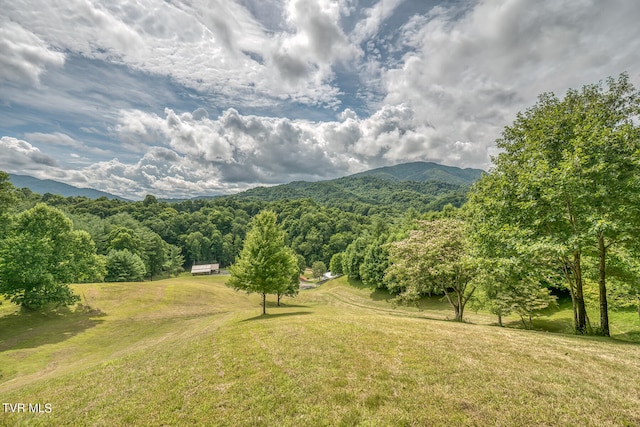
[241,311,313,322]
[270,303,310,309]
[612,330,640,343]
[0,306,106,352]
[346,278,394,302]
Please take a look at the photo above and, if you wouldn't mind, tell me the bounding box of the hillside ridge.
[6,162,484,208]
[8,174,128,201]
[347,161,484,185]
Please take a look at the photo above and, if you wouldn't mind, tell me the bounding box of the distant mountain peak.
[347,161,484,186]
[8,174,129,201]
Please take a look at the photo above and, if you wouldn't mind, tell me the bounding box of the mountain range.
[348,162,483,186]
[8,174,130,201]
[8,162,484,211]
[228,162,484,213]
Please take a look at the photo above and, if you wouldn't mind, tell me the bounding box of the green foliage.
[139,229,167,279]
[226,210,298,314]
[182,231,212,264]
[348,161,483,185]
[386,219,477,321]
[311,261,327,280]
[0,171,16,216]
[359,237,390,289]
[343,236,369,280]
[466,74,640,335]
[0,204,101,309]
[233,175,471,216]
[164,245,185,277]
[0,172,16,246]
[108,225,143,254]
[329,252,344,275]
[295,253,306,274]
[105,249,146,282]
[278,269,301,306]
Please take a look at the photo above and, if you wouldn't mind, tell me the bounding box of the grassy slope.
[0,276,639,426]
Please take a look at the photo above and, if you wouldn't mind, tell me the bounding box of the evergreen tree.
[227,210,298,315]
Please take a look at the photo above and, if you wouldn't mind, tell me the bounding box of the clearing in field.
[1,275,639,426]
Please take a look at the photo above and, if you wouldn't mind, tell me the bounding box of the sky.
[1,0,640,200]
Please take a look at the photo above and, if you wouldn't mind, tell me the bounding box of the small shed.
[191,263,220,275]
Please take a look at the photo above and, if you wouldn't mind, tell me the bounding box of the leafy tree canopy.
[226,210,298,314]
[0,203,103,309]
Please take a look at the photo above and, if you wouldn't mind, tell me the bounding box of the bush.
[105,249,146,282]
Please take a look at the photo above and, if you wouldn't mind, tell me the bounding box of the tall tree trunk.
[442,287,455,317]
[262,293,266,315]
[497,314,503,327]
[455,305,462,321]
[520,315,527,329]
[277,292,281,306]
[562,260,578,329]
[574,251,587,334]
[598,233,610,336]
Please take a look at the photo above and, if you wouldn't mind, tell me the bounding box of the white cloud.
[72,148,244,199]
[105,103,489,197]
[351,0,405,44]
[382,0,640,170]
[24,132,110,157]
[0,137,59,173]
[0,18,65,85]
[2,0,357,108]
[2,0,640,199]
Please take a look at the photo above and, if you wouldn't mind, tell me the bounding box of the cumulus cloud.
[1,0,356,108]
[104,103,491,197]
[0,18,65,85]
[382,0,640,169]
[0,137,59,172]
[114,107,348,184]
[2,0,640,199]
[73,148,242,199]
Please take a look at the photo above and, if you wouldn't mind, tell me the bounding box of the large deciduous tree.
[0,203,104,309]
[467,74,640,335]
[227,210,298,315]
[386,219,477,321]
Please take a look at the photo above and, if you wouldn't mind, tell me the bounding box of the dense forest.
[1,75,639,338]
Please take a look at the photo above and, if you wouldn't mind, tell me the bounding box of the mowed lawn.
[1,276,639,426]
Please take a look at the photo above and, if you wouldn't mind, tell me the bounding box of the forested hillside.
[231,176,468,215]
[1,161,477,289]
[0,162,446,311]
[347,161,484,185]
[227,162,482,215]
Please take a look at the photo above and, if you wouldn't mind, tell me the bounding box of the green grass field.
[1,276,639,426]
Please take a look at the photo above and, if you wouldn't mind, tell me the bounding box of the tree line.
[0,176,377,309]
[329,74,640,336]
[1,74,638,337]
